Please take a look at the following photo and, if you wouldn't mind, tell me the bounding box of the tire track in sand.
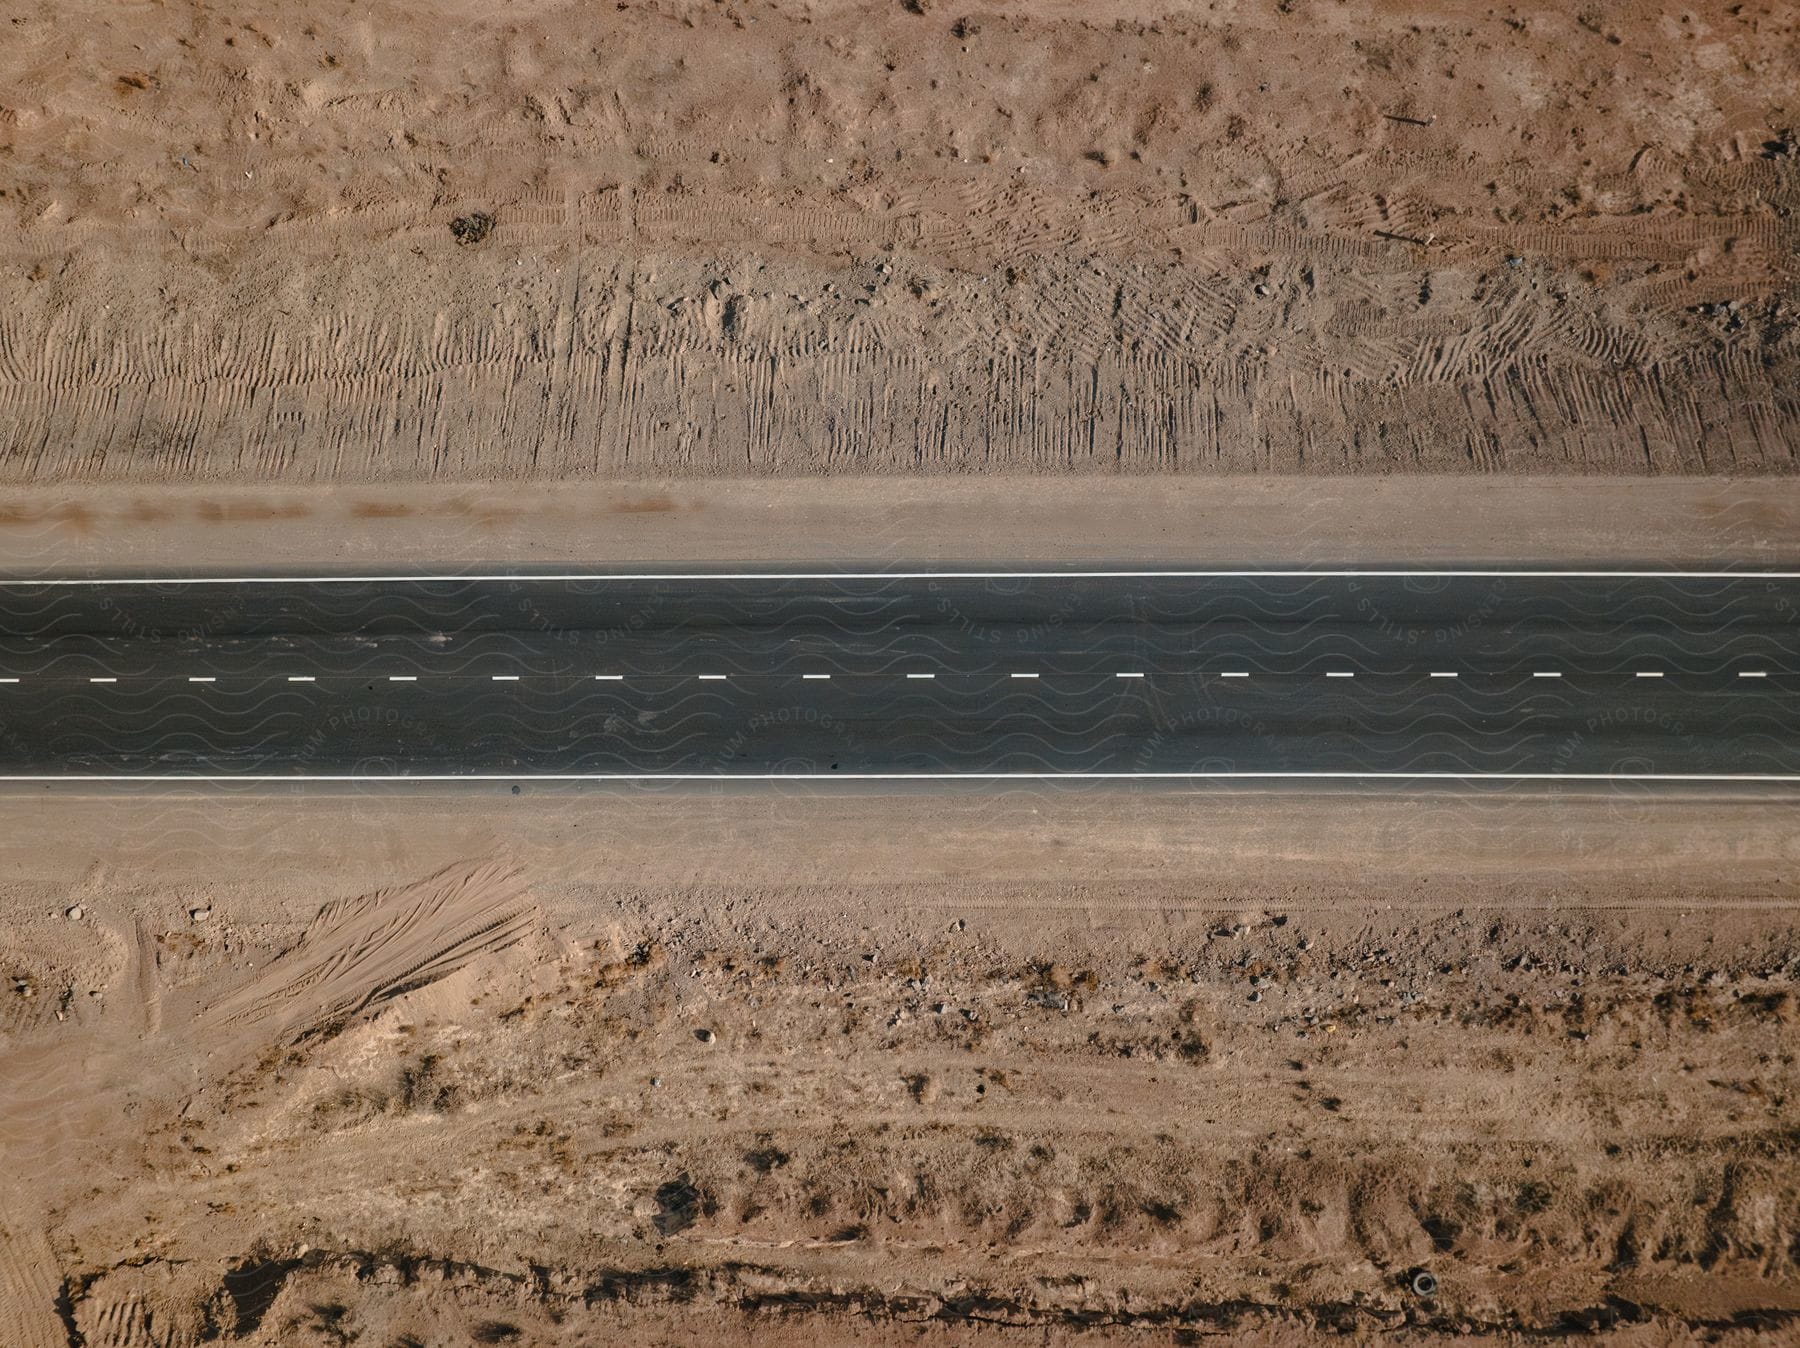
[0,859,538,1343]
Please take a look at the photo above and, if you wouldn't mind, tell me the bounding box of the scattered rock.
[450,211,495,246]
[695,1028,716,1043]
[65,904,83,922]
[190,906,212,923]
[651,1175,703,1235]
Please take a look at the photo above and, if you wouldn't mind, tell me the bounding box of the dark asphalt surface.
[0,571,1794,778]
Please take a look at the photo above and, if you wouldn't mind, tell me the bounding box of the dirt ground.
[1,0,1797,479]
[6,477,1800,573]
[3,0,1800,1343]
[0,787,1797,1346]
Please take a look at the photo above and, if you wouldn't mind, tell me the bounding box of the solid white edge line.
[2,771,1797,783]
[8,569,1800,585]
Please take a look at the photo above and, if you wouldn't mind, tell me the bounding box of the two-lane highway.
[0,568,1794,780]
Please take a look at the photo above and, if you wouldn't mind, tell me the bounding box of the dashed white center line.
[0,677,19,684]
[30,664,1788,696]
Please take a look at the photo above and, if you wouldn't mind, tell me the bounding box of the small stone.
[65,905,83,922]
[190,907,212,923]
[1247,990,1262,1003]
[695,1028,715,1044]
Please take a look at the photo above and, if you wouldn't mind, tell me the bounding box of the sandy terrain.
[3,0,1799,1342]
[1,788,1798,1346]
[1,0,1797,479]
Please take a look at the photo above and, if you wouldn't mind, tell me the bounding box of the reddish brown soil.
[1,790,1797,1345]
[1,0,1796,478]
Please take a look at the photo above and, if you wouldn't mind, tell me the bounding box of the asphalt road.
[0,569,1794,780]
